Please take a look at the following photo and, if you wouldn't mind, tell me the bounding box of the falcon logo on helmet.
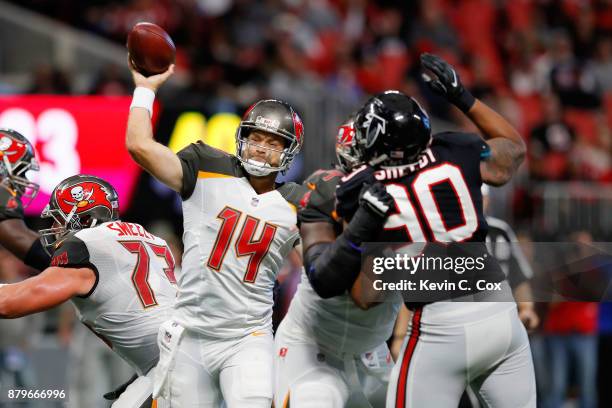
[0,128,40,207]
[354,90,432,167]
[40,175,119,250]
[362,111,387,148]
[236,99,304,177]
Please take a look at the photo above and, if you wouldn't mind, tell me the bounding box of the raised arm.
[0,266,96,318]
[420,53,526,186]
[125,60,183,192]
[468,100,526,186]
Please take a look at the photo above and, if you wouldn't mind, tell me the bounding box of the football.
[127,22,176,77]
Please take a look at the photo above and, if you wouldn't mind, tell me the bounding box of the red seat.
[514,94,543,137]
[563,109,598,143]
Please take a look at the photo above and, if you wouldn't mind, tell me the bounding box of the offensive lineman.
[323,53,535,407]
[0,175,177,408]
[0,128,50,271]
[126,64,305,407]
[275,117,401,407]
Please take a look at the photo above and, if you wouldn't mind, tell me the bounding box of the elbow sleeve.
[303,236,363,299]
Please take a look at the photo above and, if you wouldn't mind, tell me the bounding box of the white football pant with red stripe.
[274,315,392,408]
[386,302,536,408]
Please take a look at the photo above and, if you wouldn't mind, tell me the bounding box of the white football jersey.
[285,168,402,355]
[175,142,303,338]
[287,269,401,355]
[51,221,177,374]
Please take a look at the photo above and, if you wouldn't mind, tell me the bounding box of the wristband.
[24,238,51,272]
[453,88,476,113]
[130,87,156,117]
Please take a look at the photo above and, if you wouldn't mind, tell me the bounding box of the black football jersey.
[368,132,507,301]
[297,168,345,231]
[0,184,24,222]
[372,132,491,243]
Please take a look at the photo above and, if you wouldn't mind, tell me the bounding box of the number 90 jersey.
[375,132,491,243]
[176,142,304,338]
[50,221,177,375]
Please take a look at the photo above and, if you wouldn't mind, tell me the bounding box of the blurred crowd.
[12,0,612,185]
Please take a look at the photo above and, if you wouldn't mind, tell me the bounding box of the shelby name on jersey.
[370,133,507,304]
[373,132,491,243]
[51,221,177,374]
[290,168,401,355]
[176,142,303,338]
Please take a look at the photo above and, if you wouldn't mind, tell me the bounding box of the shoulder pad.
[51,232,91,269]
[177,142,244,200]
[433,132,491,160]
[277,182,310,209]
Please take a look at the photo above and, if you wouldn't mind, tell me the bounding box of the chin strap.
[241,159,277,176]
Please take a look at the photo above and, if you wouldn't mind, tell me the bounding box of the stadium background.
[0,0,610,407]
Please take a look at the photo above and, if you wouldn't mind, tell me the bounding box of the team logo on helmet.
[362,111,387,148]
[336,123,355,147]
[292,112,304,145]
[55,181,116,217]
[255,116,280,131]
[0,135,28,164]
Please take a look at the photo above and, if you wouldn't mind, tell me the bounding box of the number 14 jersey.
[176,142,304,338]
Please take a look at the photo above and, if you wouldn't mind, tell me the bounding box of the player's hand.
[420,53,475,113]
[336,165,376,221]
[359,183,393,219]
[128,54,174,93]
[518,303,539,332]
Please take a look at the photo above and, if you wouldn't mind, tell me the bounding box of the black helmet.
[0,128,39,207]
[335,114,362,172]
[40,175,119,249]
[236,99,304,176]
[354,90,431,167]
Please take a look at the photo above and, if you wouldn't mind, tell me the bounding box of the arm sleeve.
[303,205,384,299]
[23,239,51,272]
[177,142,241,200]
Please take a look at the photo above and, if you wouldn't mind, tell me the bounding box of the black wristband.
[24,239,51,272]
[453,88,476,113]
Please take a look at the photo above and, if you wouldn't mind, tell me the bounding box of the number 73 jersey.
[175,142,304,338]
[50,221,177,375]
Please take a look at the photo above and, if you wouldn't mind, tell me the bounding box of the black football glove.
[420,53,476,113]
[358,182,394,219]
[335,165,376,221]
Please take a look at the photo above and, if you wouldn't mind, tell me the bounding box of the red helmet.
[0,128,39,207]
[40,175,119,249]
[335,114,362,172]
